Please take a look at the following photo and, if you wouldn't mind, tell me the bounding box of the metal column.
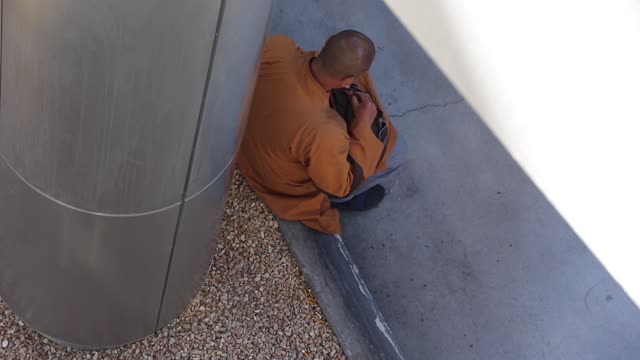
[0,0,273,348]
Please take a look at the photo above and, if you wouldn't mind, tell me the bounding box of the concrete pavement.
[271,1,640,359]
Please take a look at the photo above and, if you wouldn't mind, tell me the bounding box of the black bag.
[330,83,390,167]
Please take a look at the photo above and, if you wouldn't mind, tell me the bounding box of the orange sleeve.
[300,116,384,198]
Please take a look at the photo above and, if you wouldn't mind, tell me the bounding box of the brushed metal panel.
[187,0,274,197]
[157,164,235,328]
[0,159,177,348]
[0,0,221,214]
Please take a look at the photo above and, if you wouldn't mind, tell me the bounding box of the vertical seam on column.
[155,0,228,331]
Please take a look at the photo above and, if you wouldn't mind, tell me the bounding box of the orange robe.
[238,35,398,234]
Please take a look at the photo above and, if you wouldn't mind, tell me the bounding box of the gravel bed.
[0,170,344,360]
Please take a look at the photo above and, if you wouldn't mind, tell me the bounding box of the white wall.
[384,0,640,302]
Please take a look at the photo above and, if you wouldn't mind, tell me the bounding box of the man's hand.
[350,92,376,132]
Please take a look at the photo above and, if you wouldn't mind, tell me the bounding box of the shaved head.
[317,30,376,78]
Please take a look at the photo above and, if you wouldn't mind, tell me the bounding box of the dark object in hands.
[330,83,389,144]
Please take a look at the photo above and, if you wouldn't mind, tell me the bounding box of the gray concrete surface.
[279,221,406,360]
[271,1,640,359]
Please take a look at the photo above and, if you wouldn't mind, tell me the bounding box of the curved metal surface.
[0,0,273,349]
[157,162,234,329]
[186,0,275,197]
[0,0,220,214]
[158,0,275,328]
[0,159,177,348]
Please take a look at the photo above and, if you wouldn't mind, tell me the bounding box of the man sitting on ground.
[238,30,407,235]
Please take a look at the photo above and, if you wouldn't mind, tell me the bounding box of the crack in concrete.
[388,97,465,118]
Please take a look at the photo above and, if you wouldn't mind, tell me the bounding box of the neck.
[310,58,332,91]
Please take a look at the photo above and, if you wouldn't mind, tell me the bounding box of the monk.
[238,30,407,235]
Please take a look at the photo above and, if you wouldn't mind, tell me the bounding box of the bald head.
[317,30,376,79]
